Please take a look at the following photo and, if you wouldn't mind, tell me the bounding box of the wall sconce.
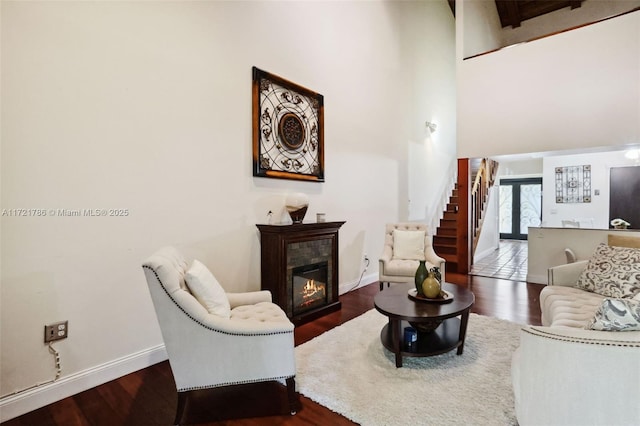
[425,121,437,133]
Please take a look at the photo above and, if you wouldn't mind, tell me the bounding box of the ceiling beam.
[504,1,521,28]
[496,1,584,29]
[570,1,582,10]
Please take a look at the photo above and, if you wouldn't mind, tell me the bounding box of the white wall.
[458,8,640,158]
[0,0,456,419]
[405,2,457,224]
[497,158,543,176]
[542,150,639,228]
[473,185,499,261]
[462,0,502,58]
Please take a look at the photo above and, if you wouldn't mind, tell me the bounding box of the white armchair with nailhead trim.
[378,223,445,290]
[142,246,298,424]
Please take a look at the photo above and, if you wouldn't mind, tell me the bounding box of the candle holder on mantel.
[285,193,309,224]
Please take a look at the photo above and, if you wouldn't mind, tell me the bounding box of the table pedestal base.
[380,313,469,367]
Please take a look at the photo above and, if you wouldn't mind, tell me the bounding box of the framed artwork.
[252,67,324,182]
[555,165,591,203]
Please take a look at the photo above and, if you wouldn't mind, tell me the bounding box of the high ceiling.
[447,1,584,28]
[494,1,583,28]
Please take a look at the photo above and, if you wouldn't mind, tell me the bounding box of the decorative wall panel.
[252,67,324,182]
[555,165,591,203]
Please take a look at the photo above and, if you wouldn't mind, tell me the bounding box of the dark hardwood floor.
[3,274,543,426]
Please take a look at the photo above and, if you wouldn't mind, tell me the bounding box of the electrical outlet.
[44,321,68,343]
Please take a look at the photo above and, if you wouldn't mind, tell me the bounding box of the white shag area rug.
[295,309,523,426]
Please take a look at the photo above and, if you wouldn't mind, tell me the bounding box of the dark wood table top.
[374,282,475,322]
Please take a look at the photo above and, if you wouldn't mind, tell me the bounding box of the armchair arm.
[379,245,392,263]
[512,326,640,425]
[378,245,393,274]
[226,290,272,308]
[547,260,588,286]
[424,245,445,268]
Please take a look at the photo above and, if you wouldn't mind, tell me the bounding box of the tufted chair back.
[382,223,434,251]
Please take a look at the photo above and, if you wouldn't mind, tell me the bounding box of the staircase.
[433,187,460,273]
[433,158,498,274]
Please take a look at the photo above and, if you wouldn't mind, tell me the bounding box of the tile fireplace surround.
[256,221,345,325]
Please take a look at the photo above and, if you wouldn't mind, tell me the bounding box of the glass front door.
[499,178,542,240]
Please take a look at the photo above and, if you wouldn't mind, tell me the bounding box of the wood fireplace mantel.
[256,221,345,325]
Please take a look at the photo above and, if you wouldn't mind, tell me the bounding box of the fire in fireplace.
[292,262,328,316]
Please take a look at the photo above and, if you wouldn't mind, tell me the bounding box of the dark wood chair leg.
[174,391,188,425]
[286,377,298,415]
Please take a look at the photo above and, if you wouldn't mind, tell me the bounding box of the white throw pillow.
[392,229,426,261]
[185,259,231,318]
[586,298,640,331]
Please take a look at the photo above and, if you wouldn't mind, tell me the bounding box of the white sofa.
[512,259,640,426]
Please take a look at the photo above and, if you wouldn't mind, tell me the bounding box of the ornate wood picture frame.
[252,67,324,182]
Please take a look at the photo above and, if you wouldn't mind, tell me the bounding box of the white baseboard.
[526,273,547,285]
[339,272,378,295]
[0,275,378,422]
[0,344,168,423]
[474,246,498,263]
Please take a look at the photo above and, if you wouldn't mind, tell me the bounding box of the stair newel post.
[456,158,472,274]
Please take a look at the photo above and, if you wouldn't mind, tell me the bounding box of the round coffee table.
[374,282,475,367]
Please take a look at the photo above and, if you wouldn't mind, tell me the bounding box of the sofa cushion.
[587,298,640,331]
[384,259,437,276]
[185,259,231,318]
[540,285,604,328]
[392,229,425,261]
[576,243,640,298]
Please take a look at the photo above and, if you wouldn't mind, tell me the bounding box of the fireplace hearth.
[257,221,345,325]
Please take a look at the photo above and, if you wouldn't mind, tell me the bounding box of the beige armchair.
[378,223,445,290]
[142,247,298,424]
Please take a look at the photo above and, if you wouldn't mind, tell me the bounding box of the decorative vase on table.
[422,271,441,299]
[285,193,309,224]
[414,260,428,296]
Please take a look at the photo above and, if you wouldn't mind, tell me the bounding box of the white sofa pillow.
[185,259,231,318]
[392,229,426,261]
[587,298,640,331]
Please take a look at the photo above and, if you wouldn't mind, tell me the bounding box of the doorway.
[610,166,640,229]
[499,178,542,240]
